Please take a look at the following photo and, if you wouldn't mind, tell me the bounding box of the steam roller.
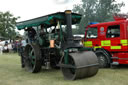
[16,9,99,80]
[60,51,99,80]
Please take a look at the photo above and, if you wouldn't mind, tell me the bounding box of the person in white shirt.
[0,40,3,54]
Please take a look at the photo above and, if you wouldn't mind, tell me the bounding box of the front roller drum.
[60,51,99,80]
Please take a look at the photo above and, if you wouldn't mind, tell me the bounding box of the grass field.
[0,53,128,85]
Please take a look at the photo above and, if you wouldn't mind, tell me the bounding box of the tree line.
[72,0,125,34]
[0,11,20,40]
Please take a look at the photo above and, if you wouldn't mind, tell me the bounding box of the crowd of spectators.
[0,39,25,54]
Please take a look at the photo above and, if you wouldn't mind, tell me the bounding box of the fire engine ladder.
[114,13,128,20]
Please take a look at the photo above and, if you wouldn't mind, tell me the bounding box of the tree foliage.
[0,11,20,39]
[73,0,125,34]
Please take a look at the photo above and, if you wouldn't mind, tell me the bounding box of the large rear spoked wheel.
[24,44,42,73]
[60,51,99,80]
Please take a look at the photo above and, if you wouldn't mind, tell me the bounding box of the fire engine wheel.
[60,51,99,80]
[24,44,42,73]
[96,53,109,68]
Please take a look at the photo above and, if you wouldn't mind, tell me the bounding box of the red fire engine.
[84,14,128,68]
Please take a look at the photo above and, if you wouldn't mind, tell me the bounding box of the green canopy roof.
[16,12,82,30]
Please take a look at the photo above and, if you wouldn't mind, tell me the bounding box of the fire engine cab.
[84,14,128,68]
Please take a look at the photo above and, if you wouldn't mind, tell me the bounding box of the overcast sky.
[0,0,128,34]
[0,0,127,22]
[0,0,80,22]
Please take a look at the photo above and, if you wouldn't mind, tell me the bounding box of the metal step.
[111,62,119,65]
[111,57,118,59]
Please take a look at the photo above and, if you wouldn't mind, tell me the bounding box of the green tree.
[73,0,125,34]
[0,11,20,39]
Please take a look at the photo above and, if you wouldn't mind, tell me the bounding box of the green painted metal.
[36,26,44,45]
[16,12,81,30]
[28,49,36,65]
[78,47,93,51]
[59,22,63,42]
[64,49,69,64]
[38,37,43,45]
[31,56,35,64]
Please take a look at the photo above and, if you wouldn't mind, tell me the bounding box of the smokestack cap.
[65,10,71,14]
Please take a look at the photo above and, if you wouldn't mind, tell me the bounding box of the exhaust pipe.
[65,10,73,40]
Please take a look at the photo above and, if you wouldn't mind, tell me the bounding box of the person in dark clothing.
[12,41,18,52]
[25,27,36,42]
[5,41,8,46]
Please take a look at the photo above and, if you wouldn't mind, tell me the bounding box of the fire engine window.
[106,25,120,38]
[86,27,98,38]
